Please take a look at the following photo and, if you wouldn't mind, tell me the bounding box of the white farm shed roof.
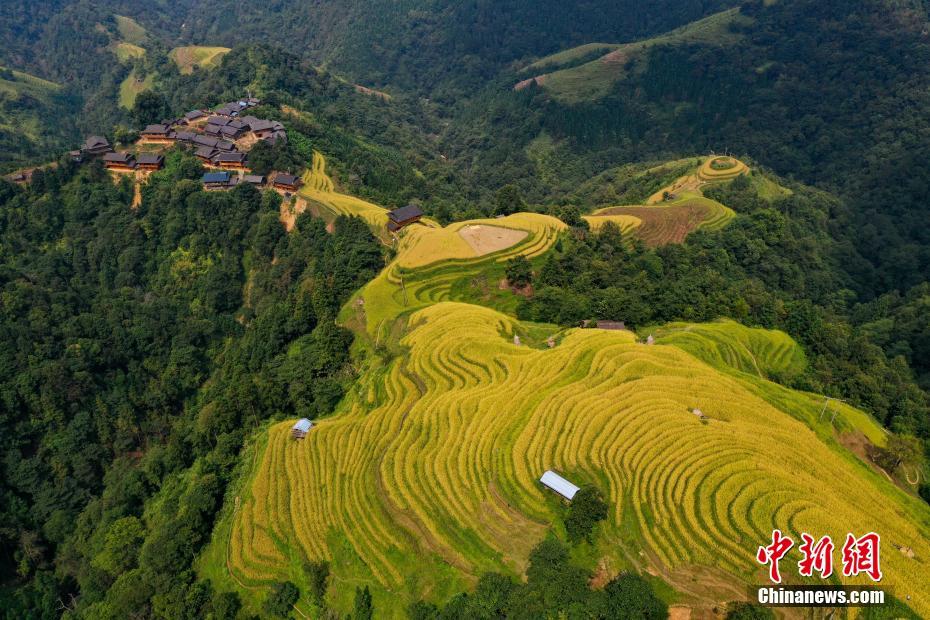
[540,470,580,500]
[292,418,313,433]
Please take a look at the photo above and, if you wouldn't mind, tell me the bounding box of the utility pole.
[819,396,845,424]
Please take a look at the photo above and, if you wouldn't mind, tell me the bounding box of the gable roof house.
[136,153,164,171]
[103,151,136,171]
[83,135,112,156]
[204,123,225,137]
[140,124,173,142]
[202,171,237,190]
[219,124,245,139]
[195,146,218,162]
[272,173,302,192]
[213,152,248,169]
[192,135,220,148]
[387,204,424,232]
[174,131,197,143]
[242,174,265,186]
[215,140,236,152]
[183,109,207,123]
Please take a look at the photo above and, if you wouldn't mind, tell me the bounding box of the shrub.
[263,581,299,618]
[565,485,609,542]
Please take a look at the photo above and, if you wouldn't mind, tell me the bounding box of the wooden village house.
[103,151,136,171]
[136,153,164,171]
[272,173,302,192]
[387,204,424,232]
[213,152,248,170]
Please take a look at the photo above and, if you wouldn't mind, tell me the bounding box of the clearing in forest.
[169,46,231,75]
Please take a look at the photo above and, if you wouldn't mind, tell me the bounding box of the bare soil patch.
[458,225,528,255]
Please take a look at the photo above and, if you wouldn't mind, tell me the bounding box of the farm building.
[103,151,136,171]
[273,173,302,192]
[136,153,164,171]
[292,418,314,439]
[202,171,237,190]
[387,204,424,232]
[214,152,248,169]
[243,174,265,186]
[539,470,580,501]
[83,135,112,156]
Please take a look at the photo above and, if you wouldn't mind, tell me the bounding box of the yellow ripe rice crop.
[397,214,565,269]
[698,156,749,182]
[299,151,389,231]
[229,303,930,615]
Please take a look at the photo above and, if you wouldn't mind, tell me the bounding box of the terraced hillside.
[583,156,741,245]
[207,150,929,617]
[226,303,930,616]
[299,151,391,233]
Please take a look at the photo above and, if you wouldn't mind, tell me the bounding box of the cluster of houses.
[63,97,299,193]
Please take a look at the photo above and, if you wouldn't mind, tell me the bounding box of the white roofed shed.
[539,470,580,501]
[291,418,314,439]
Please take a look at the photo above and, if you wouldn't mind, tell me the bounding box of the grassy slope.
[526,8,748,103]
[170,46,232,75]
[199,149,929,618]
[118,70,154,108]
[0,68,73,169]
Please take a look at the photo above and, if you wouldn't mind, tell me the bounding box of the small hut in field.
[539,470,580,501]
[291,418,314,440]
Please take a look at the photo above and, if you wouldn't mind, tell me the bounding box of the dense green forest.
[0,153,383,618]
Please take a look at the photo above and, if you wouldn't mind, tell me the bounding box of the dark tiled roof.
[219,125,243,137]
[195,146,217,158]
[215,140,235,151]
[243,174,265,184]
[202,171,232,183]
[214,152,246,163]
[388,204,424,222]
[137,153,164,165]
[142,124,170,134]
[84,135,110,150]
[193,135,219,147]
[184,110,206,120]
[250,119,275,132]
[274,174,299,186]
[207,116,231,126]
[103,152,134,163]
[174,131,196,142]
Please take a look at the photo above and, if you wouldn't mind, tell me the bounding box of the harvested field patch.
[458,225,527,256]
[595,196,732,246]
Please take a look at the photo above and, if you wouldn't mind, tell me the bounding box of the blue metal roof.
[202,171,231,183]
